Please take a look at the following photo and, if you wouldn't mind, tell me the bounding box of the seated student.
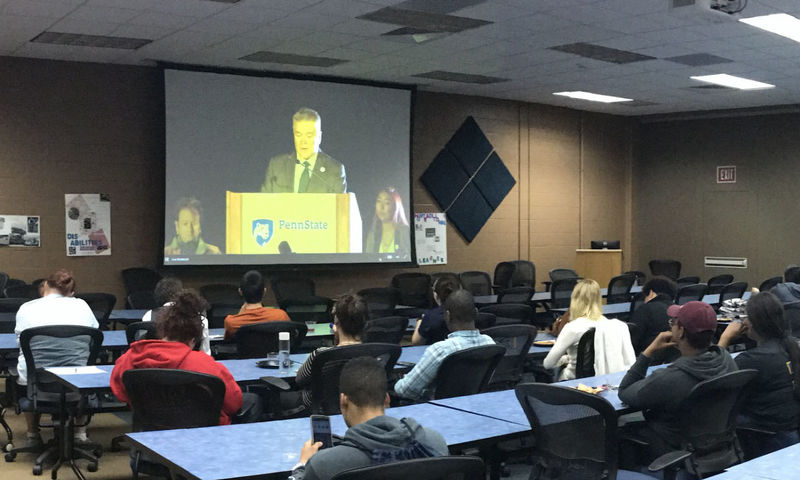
[223,270,289,340]
[394,289,494,401]
[295,294,366,409]
[143,277,211,355]
[111,291,255,425]
[411,276,459,346]
[770,265,800,303]
[543,279,635,380]
[630,276,679,362]
[718,292,800,455]
[618,301,737,461]
[15,269,99,447]
[289,357,447,480]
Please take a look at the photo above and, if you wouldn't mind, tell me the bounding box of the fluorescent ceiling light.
[552,91,632,103]
[740,13,800,44]
[689,74,774,90]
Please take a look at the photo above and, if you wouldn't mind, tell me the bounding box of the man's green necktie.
[298,161,311,193]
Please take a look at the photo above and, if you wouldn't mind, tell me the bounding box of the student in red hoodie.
[111,291,246,424]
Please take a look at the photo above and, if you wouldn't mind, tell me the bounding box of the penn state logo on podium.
[252,219,274,246]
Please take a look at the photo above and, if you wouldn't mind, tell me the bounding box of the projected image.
[163,69,412,266]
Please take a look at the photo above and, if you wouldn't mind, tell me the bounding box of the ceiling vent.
[412,70,508,84]
[550,43,656,64]
[31,31,151,49]
[665,53,733,66]
[239,51,347,67]
[358,7,491,34]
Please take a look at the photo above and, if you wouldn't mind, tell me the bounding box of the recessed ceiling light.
[740,13,800,44]
[689,74,774,90]
[552,91,632,103]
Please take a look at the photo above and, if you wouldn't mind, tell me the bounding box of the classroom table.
[469,286,644,306]
[708,442,800,479]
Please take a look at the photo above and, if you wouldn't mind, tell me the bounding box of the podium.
[575,249,622,288]
[226,192,362,254]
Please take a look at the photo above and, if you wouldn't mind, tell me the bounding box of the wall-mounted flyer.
[65,194,111,256]
[414,213,447,265]
[0,215,40,247]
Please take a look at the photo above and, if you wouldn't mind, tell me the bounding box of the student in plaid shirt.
[394,289,495,400]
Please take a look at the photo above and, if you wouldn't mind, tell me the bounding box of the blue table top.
[709,442,800,479]
[109,309,148,321]
[126,402,528,480]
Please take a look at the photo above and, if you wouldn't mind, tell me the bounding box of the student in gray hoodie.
[288,357,448,480]
[619,301,738,461]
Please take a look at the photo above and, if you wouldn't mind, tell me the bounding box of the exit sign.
[717,165,736,183]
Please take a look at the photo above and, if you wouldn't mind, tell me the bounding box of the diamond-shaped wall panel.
[445,116,493,175]
[447,182,493,242]
[421,148,470,210]
[472,151,515,209]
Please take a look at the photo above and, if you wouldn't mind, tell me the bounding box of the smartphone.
[310,415,333,449]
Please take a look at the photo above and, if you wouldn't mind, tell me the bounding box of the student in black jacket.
[629,276,677,361]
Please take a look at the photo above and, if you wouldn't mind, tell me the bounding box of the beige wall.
[0,57,634,305]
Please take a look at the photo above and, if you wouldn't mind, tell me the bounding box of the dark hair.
[684,330,714,350]
[333,294,367,339]
[643,276,677,298]
[175,197,203,221]
[240,270,265,304]
[746,292,800,396]
[444,289,476,327]
[157,291,207,346]
[46,269,76,296]
[154,277,183,306]
[339,357,387,408]
[433,277,458,304]
[785,266,800,284]
[366,187,408,252]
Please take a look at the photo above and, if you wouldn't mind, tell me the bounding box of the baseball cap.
[666,301,717,334]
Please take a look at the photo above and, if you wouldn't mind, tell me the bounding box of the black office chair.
[233,321,307,358]
[759,276,782,292]
[121,268,161,308]
[331,456,486,480]
[492,261,516,294]
[648,260,681,280]
[479,304,532,326]
[510,260,535,288]
[475,312,497,330]
[3,284,38,300]
[357,287,401,319]
[626,323,643,356]
[575,328,596,379]
[363,316,408,344]
[459,271,493,297]
[719,282,748,305]
[707,274,735,295]
[199,284,240,306]
[431,345,506,399]
[676,276,700,288]
[271,276,317,304]
[125,322,158,344]
[431,272,461,288]
[391,273,432,309]
[0,298,29,313]
[515,383,654,480]
[624,270,646,287]
[482,325,537,389]
[550,277,580,310]
[784,301,800,336]
[281,297,334,324]
[675,283,707,305]
[607,274,636,304]
[549,268,579,283]
[207,303,241,329]
[5,325,104,477]
[122,369,224,479]
[497,286,533,304]
[75,292,116,330]
[0,272,7,298]
[642,369,758,480]
[629,292,647,317]
[126,291,157,310]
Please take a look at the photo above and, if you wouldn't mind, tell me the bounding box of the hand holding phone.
[310,415,333,449]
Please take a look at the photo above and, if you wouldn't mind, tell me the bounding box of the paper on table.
[47,366,106,375]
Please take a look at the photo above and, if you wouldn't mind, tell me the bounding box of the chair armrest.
[648,450,692,472]
[619,432,650,447]
[737,426,777,435]
[259,376,292,391]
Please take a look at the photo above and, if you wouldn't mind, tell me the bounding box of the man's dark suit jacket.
[260,151,347,193]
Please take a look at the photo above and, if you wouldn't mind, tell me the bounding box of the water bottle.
[278,331,291,373]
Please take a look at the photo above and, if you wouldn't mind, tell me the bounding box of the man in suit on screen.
[260,108,347,194]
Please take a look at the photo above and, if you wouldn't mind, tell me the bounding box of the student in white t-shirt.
[141,277,211,355]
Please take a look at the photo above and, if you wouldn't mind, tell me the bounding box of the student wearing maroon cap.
[618,301,738,460]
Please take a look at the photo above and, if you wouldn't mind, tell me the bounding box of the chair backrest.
[432,344,506,399]
[310,343,401,414]
[122,369,224,432]
[431,272,461,289]
[515,383,620,480]
[482,325,537,387]
[121,267,162,295]
[624,270,646,286]
[674,369,758,476]
[331,456,486,480]
[3,284,38,300]
[363,316,408,344]
[497,286,533,304]
[357,287,400,319]
[677,276,700,288]
[207,303,242,329]
[478,304,532,326]
[125,321,158,344]
[281,297,333,324]
[391,273,432,308]
[0,272,7,298]
[75,292,116,329]
[759,276,782,293]
[19,325,103,405]
[233,321,308,358]
[475,312,497,330]
[199,284,240,306]
[510,260,535,288]
[648,259,681,280]
[675,283,707,305]
[606,274,636,304]
[0,297,29,313]
[549,268,578,283]
[550,277,580,309]
[719,282,748,304]
[493,262,515,291]
[127,291,158,310]
[630,292,647,315]
[458,271,492,297]
[575,328,596,379]
[271,277,316,304]
[707,274,735,294]
[784,301,800,336]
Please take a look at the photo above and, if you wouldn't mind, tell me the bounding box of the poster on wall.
[0,215,40,247]
[65,194,111,256]
[414,213,447,265]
